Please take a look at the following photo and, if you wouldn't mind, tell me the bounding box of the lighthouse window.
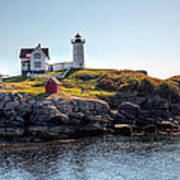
[79,63,82,66]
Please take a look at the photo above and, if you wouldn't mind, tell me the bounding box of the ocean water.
[0,135,179,180]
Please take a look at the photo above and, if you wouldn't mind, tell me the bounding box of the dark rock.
[142,95,170,110]
[0,91,180,142]
[119,102,140,112]
[28,125,76,137]
[0,92,7,100]
[68,112,84,119]
[77,121,109,137]
[29,103,61,125]
[72,97,110,114]
[158,121,177,131]
[75,74,98,80]
[15,103,32,117]
[136,70,148,75]
[50,113,70,125]
[170,103,180,113]
[0,127,24,136]
[4,101,20,110]
[9,92,23,101]
[119,102,139,119]
[113,124,133,136]
[111,110,134,124]
[110,110,126,120]
[135,118,156,126]
[143,124,157,135]
[53,98,74,114]
[133,96,146,106]
[68,112,85,125]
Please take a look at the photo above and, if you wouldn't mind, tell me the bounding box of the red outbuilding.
[45,77,61,93]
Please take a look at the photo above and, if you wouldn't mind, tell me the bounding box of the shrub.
[127,79,139,92]
[96,75,117,91]
[158,81,179,100]
[3,75,27,82]
[138,78,156,95]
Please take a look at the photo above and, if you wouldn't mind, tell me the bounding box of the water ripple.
[0,136,179,180]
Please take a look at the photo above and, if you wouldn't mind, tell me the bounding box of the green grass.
[0,68,180,99]
[46,71,65,76]
[3,75,27,82]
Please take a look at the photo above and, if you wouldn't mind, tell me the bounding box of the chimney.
[37,43,41,48]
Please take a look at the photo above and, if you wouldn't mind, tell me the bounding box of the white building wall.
[30,49,48,73]
[21,58,29,71]
[21,58,29,62]
[21,64,29,71]
[73,43,84,68]
[52,62,74,72]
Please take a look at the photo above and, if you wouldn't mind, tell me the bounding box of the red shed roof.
[46,77,61,85]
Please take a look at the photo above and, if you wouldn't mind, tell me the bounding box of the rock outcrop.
[0,92,179,143]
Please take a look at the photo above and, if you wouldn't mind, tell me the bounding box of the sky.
[0,0,180,78]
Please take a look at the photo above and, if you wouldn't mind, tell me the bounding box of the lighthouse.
[71,33,86,68]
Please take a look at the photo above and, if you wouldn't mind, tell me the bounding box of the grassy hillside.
[1,69,180,99]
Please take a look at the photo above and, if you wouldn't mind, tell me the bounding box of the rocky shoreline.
[0,92,180,143]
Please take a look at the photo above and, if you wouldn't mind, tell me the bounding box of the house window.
[34,62,42,68]
[34,53,41,59]
[22,63,26,67]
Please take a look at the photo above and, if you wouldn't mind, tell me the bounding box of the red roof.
[25,53,32,58]
[46,77,61,85]
[19,48,49,59]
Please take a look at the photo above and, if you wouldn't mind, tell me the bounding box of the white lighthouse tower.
[71,33,86,68]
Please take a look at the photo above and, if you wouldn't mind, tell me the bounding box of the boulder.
[28,125,76,137]
[0,127,24,136]
[119,102,139,119]
[111,110,134,125]
[113,124,133,136]
[68,112,85,125]
[0,92,8,100]
[50,113,70,125]
[9,92,23,101]
[0,117,24,127]
[2,109,17,118]
[171,103,180,113]
[53,98,74,114]
[142,95,170,110]
[158,121,177,131]
[0,93,11,102]
[15,102,32,117]
[4,101,20,110]
[77,122,109,134]
[143,124,157,135]
[30,103,61,125]
[72,97,110,114]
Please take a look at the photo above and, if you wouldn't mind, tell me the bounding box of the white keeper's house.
[19,33,86,75]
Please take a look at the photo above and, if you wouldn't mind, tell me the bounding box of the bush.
[138,78,156,95]
[3,75,27,82]
[127,79,139,92]
[158,81,179,100]
[96,75,117,91]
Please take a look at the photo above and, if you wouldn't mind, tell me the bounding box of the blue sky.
[0,0,180,78]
